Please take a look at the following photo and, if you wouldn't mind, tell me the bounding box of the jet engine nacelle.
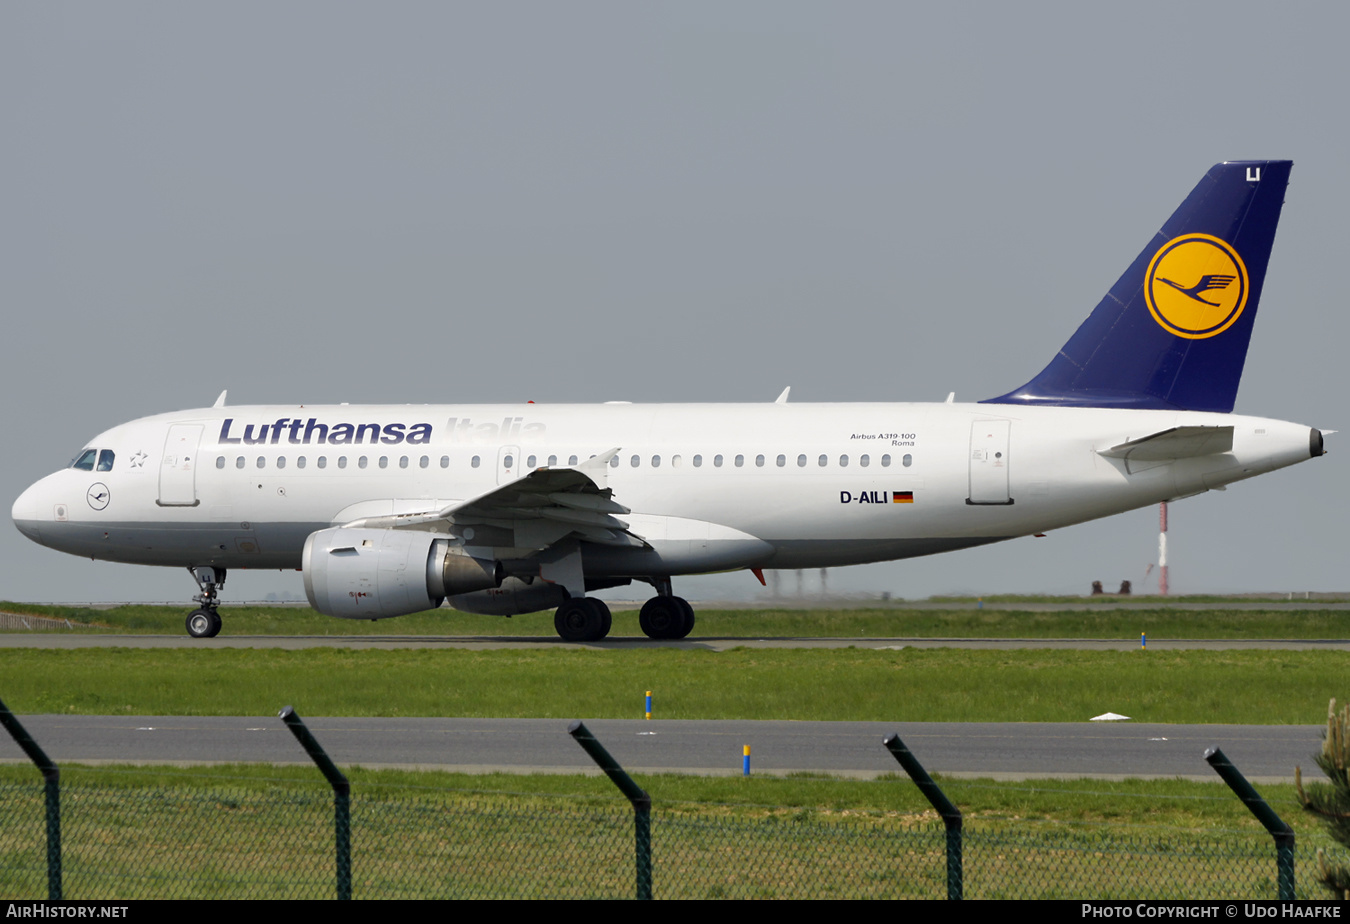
[447,577,568,616]
[303,527,500,620]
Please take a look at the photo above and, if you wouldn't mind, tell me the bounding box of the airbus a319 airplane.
[12,161,1326,641]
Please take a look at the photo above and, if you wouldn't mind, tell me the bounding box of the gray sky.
[4,2,1346,605]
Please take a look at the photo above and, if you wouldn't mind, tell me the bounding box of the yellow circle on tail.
[1144,234,1249,339]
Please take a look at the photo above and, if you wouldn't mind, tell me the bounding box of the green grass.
[6,600,1350,638]
[0,647,1345,723]
[0,762,1321,831]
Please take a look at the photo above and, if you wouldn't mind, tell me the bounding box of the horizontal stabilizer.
[1098,426,1234,462]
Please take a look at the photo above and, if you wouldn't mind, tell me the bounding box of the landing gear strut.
[186,566,225,639]
[638,577,695,640]
[553,596,612,642]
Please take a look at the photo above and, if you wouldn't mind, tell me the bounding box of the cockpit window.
[71,449,97,471]
[97,450,115,472]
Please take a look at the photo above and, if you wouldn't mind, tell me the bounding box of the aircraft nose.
[12,476,54,542]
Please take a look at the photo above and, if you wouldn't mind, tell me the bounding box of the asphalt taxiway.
[0,715,1326,782]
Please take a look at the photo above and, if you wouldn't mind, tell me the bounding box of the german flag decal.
[893,491,914,504]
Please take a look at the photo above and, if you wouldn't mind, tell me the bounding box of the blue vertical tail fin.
[984,161,1291,413]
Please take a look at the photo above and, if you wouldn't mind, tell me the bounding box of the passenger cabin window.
[860,454,870,467]
[97,450,115,472]
[797,454,807,467]
[318,456,328,469]
[236,457,245,469]
[902,453,913,467]
[338,456,348,469]
[527,455,537,468]
[547,455,557,466]
[651,455,660,468]
[776,454,785,467]
[440,456,449,468]
[71,449,97,471]
[568,455,578,465]
[297,456,307,469]
[378,456,388,469]
[693,455,703,467]
[471,456,480,468]
[735,455,744,468]
[714,455,723,467]
[276,456,286,469]
[881,454,892,467]
[216,456,225,469]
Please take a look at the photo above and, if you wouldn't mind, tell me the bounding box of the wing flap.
[336,447,647,553]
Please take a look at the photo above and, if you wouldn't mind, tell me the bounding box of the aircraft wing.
[336,448,646,553]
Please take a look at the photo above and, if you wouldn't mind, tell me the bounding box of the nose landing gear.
[185,566,226,639]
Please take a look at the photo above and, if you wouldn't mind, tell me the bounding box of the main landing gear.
[549,579,696,643]
[638,594,695,640]
[553,597,612,642]
[638,576,695,640]
[185,566,225,639]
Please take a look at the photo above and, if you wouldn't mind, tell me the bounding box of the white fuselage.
[11,401,1318,583]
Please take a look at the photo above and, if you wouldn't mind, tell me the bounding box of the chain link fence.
[1,778,1344,899]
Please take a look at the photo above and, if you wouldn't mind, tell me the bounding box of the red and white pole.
[1158,502,1169,596]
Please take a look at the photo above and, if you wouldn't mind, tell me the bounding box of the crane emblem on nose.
[87,483,110,511]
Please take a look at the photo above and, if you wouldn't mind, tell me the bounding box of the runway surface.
[0,715,1325,782]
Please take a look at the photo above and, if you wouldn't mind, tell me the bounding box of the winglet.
[775,386,791,404]
[212,390,228,408]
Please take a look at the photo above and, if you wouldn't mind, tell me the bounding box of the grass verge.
[0,647,1345,723]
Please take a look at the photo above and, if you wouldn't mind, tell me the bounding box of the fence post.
[568,720,652,899]
[280,706,351,900]
[0,696,60,900]
[1204,746,1295,899]
[884,733,962,900]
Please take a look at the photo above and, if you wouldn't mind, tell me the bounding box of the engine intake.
[303,527,500,619]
